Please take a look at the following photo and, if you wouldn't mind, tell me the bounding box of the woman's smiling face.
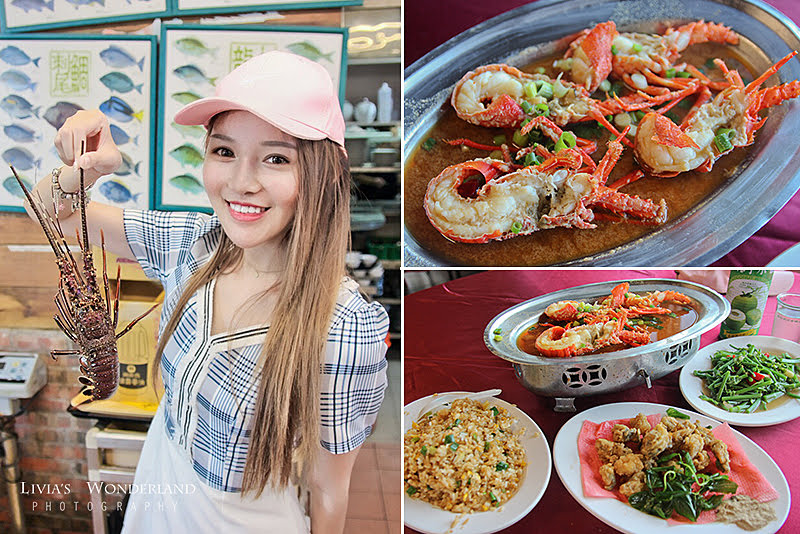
[203,110,299,252]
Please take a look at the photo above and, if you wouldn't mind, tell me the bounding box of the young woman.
[23,51,389,533]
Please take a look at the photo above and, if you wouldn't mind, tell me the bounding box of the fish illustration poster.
[0,36,155,211]
[158,25,345,211]
[0,0,169,32]
[175,0,360,13]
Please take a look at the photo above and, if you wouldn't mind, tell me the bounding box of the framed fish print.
[174,0,362,17]
[157,24,347,211]
[0,34,156,212]
[0,0,170,33]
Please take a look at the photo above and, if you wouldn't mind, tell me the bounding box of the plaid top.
[123,210,389,492]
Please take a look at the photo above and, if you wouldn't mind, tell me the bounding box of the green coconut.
[724,309,747,330]
[745,308,763,326]
[731,294,759,312]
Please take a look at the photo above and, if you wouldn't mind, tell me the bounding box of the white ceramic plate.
[403,392,552,534]
[553,402,789,534]
[767,242,800,267]
[679,336,800,426]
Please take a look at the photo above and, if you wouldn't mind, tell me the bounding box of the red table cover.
[403,270,800,533]
[404,0,800,267]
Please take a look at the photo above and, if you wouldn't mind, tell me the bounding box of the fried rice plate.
[404,398,527,512]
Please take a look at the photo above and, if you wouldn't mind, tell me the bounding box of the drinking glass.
[771,293,800,342]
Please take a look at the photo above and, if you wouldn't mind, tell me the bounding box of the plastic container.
[719,270,774,338]
[377,82,393,122]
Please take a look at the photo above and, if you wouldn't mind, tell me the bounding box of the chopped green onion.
[449,443,459,451]
[422,138,436,151]
[493,134,506,146]
[534,66,546,74]
[484,441,491,452]
[444,434,454,444]
[406,485,417,496]
[714,131,734,152]
[520,100,534,115]
[665,68,676,78]
[511,221,523,234]
[490,406,499,417]
[513,129,529,146]
[524,152,540,166]
[493,328,502,334]
[420,445,427,456]
[554,131,577,153]
[488,490,498,502]
[534,102,549,116]
[610,44,618,55]
[634,110,646,122]
[631,43,643,52]
[495,461,509,471]
[535,81,554,100]
[493,334,503,341]
[676,71,692,78]
[524,81,538,99]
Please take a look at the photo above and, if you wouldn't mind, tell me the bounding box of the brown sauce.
[516,301,698,357]
[404,42,756,266]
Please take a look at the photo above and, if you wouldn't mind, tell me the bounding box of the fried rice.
[403,398,527,512]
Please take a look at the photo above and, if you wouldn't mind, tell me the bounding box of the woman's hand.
[54,109,122,191]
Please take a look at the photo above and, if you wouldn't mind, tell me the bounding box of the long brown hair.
[153,114,350,495]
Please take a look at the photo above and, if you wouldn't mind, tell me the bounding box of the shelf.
[346,121,399,128]
[351,166,400,173]
[348,57,401,66]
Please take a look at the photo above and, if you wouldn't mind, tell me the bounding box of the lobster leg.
[115,302,160,340]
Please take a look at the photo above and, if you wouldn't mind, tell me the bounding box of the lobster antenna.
[10,166,65,260]
[79,141,90,252]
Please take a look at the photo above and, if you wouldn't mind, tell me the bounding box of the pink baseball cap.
[174,50,345,147]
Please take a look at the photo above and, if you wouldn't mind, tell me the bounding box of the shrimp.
[450,63,682,132]
[562,20,738,95]
[634,51,800,176]
[423,131,668,243]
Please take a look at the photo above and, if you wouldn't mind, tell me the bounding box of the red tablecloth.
[404,270,800,533]
[404,0,800,266]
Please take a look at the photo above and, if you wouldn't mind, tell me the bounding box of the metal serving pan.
[483,279,729,410]
[404,0,800,266]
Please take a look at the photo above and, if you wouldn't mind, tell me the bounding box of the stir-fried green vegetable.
[693,344,800,413]
[629,451,737,521]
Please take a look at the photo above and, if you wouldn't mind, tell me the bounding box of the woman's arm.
[21,109,133,260]
[308,445,361,534]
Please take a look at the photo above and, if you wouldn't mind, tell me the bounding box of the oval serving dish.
[483,279,729,406]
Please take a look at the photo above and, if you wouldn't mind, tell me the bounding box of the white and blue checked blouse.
[123,209,390,493]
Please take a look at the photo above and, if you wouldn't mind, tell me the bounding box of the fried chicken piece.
[619,471,646,497]
[710,439,731,472]
[612,424,640,443]
[595,438,633,464]
[693,422,716,445]
[693,450,711,471]
[630,413,651,435]
[599,463,616,490]
[641,423,672,459]
[614,453,644,477]
[678,430,705,459]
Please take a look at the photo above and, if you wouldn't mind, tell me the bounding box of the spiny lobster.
[11,153,156,403]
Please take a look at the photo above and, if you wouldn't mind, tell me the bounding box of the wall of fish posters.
[0,35,156,212]
[0,0,170,33]
[175,0,361,16]
[157,24,346,211]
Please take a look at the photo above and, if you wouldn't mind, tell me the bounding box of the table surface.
[403,270,800,533]
[403,0,800,267]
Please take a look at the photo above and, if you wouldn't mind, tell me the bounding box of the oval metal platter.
[483,278,730,365]
[404,0,800,266]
